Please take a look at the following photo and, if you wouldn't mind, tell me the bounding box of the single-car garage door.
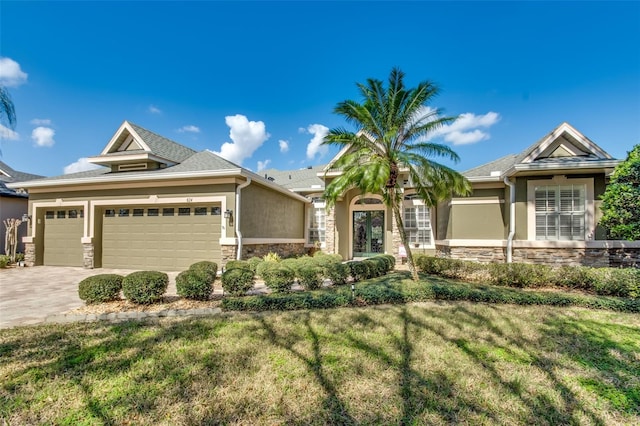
[102,205,222,270]
[43,208,84,266]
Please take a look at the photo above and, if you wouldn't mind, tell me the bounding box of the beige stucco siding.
[439,188,507,240]
[240,183,305,238]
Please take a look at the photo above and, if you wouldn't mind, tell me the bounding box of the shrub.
[188,261,217,284]
[122,271,168,304]
[221,267,255,296]
[225,260,251,271]
[176,270,212,300]
[590,268,640,298]
[0,255,9,268]
[298,265,324,290]
[78,274,123,304]
[262,265,295,293]
[348,261,368,282]
[324,262,349,286]
[247,256,263,274]
[263,252,281,263]
[489,263,553,288]
[549,266,595,289]
[375,254,395,272]
[256,260,279,278]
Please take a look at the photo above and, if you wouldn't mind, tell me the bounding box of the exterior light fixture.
[224,209,233,220]
[21,213,31,222]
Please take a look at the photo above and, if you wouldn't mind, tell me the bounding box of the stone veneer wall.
[435,244,640,268]
[325,207,336,255]
[82,243,94,269]
[221,243,307,268]
[24,242,36,267]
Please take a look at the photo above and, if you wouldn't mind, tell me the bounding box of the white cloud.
[0,57,28,87]
[257,159,271,172]
[427,111,500,145]
[279,139,289,153]
[63,157,102,174]
[30,118,52,126]
[0,124,19,140]
[178,125,200,133]
[214,114,270,165]
[304,124,330,160]
[31,126,55,147]
[298,127,306,134]
[148,105,162,114]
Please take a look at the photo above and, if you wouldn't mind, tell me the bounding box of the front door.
[353,210,384,257]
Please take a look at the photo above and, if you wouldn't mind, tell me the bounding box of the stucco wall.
[440,187,506,240]
[240,183,305,239]
[0,196,29,254]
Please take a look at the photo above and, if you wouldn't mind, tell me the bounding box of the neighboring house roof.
[262,164,326,192]
[463,122,620,182]
[0,161,44,198]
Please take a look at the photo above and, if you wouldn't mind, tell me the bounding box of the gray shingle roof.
[128,122,197,163]
[261,164,326,191]
[463,154,518,178]
[0,161,44,197]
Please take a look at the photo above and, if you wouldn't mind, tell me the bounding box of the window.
[119,208,130,217]
[68,209,79,219]
[178,207,191,216]
[535,184,585,240]
[105,209,116,217]
[162,208,174,216]
[45,211,54,219]
[308,199,326,245]
[57,211,66,219]
[403,196,432,247]
[212,206,221,215]
[147,208,159,217]
[133,208,144,217]
[194,207,208,216]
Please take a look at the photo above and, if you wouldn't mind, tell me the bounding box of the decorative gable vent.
[118,163,148,172]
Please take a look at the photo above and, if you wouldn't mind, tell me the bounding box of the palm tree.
[322,67,471,281]
[0,86,16,129]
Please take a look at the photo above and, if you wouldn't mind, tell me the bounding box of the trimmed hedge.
[414,255,640,299]
[262,265,295,293]
[247,257,263,274]
[176,270,212,300]
[225,260,251,271]
[188,261,217,284]
[221,268,254,296]
[324,262,349,286]
[256,260,280,278]
[222,274,640,313]
[297,265,324,291]
[348,261,368,282]
[122,271,168,304]
[78,274,124,304]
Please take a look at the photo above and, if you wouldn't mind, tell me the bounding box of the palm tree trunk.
[391,199,420,281]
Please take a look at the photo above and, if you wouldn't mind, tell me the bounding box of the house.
[10,120,639,270]
[0,161,43,255]
[9,121,309,270]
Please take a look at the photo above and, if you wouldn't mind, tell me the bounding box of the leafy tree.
[0,86,16,129]
[600,144,640,240]
[322,68,470,280]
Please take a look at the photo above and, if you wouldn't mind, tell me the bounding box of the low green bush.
[0,255,9,268]
[262,265,295,293]
[78,274,124,304]
[297,265,324,291]
[223,290,351,312]
[590,268,640,298]
[188,261,217,284]
[247,257,263,274]
[348,261,368,282]
[256,260,279,278]
[176,270,212,300]
[489,263,553,288]
[324,262,349,285]
[225,260,251,271]
[221,267,255,296]
[122,271,168,304]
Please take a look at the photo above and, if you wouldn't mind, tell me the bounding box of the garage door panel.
[102,204,222,270]
[43,209,84,266]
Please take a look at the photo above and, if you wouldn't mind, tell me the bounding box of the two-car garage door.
[101,204,222,271]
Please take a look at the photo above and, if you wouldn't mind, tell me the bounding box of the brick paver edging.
[44,307,223,325]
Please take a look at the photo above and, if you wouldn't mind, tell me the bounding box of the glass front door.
[353,210,384,257]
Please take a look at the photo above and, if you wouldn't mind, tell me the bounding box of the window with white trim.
[535,184,585,240]
[403,195,432,247]
[308,197,326,246]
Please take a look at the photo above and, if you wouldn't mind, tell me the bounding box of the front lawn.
[1,302,638,424]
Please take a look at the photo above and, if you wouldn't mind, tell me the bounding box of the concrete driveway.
[0,266,180,329]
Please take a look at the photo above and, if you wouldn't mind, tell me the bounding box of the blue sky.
[1,1,639,178]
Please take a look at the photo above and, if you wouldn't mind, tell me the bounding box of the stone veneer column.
[325,206,336,255]
[82,243,94,269]
[221,245,238,270]
[24,242,36,267]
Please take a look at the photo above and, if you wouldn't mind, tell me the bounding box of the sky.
[1,1,639,178]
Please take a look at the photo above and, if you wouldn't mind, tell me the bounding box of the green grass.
[1,301,639,424]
